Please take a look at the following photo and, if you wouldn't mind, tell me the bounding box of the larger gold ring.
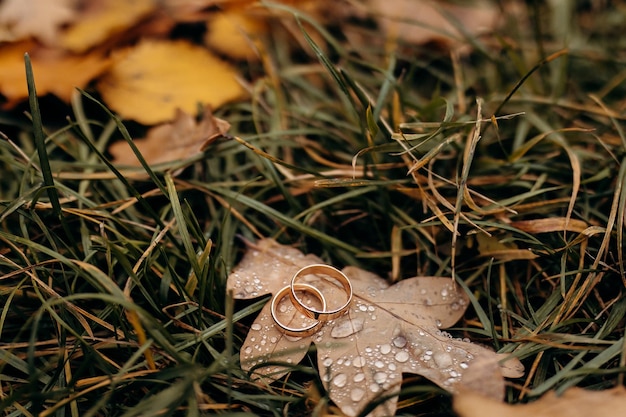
[271,283,327,337]
[290,264,352,321]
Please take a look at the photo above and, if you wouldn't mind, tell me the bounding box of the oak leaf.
[97,40,245,124]
[453,386,626,417]
[227,239,523,417]
[108,107,230,167]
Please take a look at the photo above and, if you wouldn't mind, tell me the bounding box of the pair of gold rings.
[270,264,353,337]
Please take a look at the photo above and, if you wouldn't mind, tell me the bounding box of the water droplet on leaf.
[350,387,365,401]
[333,373,347,387]
[331,317,364,338]
[395,351,409,363]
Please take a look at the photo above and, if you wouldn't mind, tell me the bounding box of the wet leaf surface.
[227,239,523,416]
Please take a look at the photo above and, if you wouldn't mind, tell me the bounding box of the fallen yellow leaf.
[0,41,111,107]
[109,107,230,167]
[60,0,155,53]
[204,6,267,60]
[98,39,245,124]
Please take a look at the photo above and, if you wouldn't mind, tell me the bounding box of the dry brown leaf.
[0,0,76,44]
[227,239,523,417]
[0,41,111,107]
[109,107,230,166]
[60,0,155,53]
[453,386,626,417]
[97,39,245,124]
[368,0,497,49]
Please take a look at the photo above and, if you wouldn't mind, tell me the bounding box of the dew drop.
[251,323,262,331]
[279,304,288,313]
[380,344,392,355]
[367,306,375,312]
[359,305,368,312]
[392,336,407,348]
[441,288,449,297]
[331,318,364,338]
[350,388,365,402]
[433,352,453,368]
[353,356,366,367]
[371,315,377,320]
[395,351,409,363]
[435,319,442,327]
[333,373,347,388]
[374,360,385,369]
[460,362,469,369]
[369,383,380,393]
[353,373,365,382]
[270,336,277,343]
[323,357,333,367]
[374,372,387,384]
[388,363,397,371]
[244,346,252,354]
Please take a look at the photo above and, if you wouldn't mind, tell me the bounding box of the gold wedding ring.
[270,283,327,337]
[290,264,352,321]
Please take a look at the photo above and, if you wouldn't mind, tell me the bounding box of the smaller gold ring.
[271,284,327,337]
[290,264,352,321]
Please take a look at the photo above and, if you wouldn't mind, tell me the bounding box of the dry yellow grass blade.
[510,218,589,234]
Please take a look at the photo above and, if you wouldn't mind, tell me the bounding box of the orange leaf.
[97,40,245,124]
[60,0,155,53]
[109,107,230,167]
[204,7,267,60]
[0,41,111,107]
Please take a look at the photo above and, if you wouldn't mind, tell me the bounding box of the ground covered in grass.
[1,1,625,416]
